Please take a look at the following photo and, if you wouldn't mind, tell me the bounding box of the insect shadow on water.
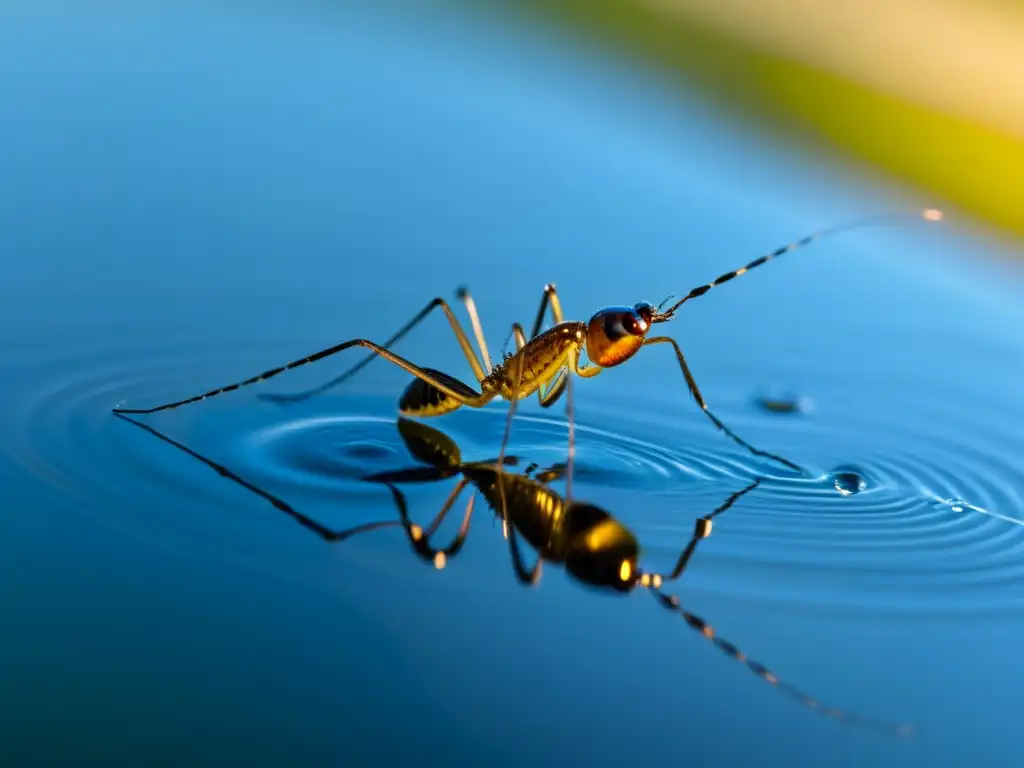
[111,209,942,478]
[754,391,814,416]
[114,411,915,735]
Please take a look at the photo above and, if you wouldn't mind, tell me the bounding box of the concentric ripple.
[226,395,767,499]
[0,334,425,567]
[6,316,1024,615]
[238,413,413,495]
[631,382,1024,614]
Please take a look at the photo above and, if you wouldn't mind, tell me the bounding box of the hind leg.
[114,339,497,415]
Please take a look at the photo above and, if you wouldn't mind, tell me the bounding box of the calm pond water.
[3,2,1024,765]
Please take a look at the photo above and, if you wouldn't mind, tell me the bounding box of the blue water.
[3,2,1024,765]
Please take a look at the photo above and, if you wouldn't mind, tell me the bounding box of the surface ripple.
[628,382,1024,614]
[5,325,1024,614]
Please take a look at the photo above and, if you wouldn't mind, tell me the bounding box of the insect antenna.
[649,587,915,735]
[654,208,943,321]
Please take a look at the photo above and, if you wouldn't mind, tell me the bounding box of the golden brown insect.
[112,209,941,474]
[113,411,914,735]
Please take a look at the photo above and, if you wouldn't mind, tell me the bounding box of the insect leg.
[529,284,572,409]
[495,350,542,585]
[530,283,565,337]
[561,353,579,503]
[507,322,528,353]
[538,370,568,409]
[259,293,491,404]
[113,339,498,415]
[643,479,761,586]
[496,347,524,472]
[392,477,476,568]
[455,286,492,373]
[643,336,803,473]
[571,353,603,379]
[502,321,568,409]
[500,497,543,585]
[512,351,600,495]
[112,413,401,542]
[495,319,569,415]
[268,282,559,408]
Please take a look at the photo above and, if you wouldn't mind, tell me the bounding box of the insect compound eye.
[633,302,655,325]
[601,309,647,342]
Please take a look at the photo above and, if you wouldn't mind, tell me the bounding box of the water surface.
[2,3,1024,765]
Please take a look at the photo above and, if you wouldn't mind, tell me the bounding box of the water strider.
[112,211,942,476]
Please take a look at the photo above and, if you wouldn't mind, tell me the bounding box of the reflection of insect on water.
[115,411,914,735]
[112,210,942,480]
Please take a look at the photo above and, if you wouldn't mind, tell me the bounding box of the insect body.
[112,210,941,474]
[368,417,648,588]
[485,321,589,400]
[113,410,914,734]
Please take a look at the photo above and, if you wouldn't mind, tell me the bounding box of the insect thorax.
[484,321,586,398]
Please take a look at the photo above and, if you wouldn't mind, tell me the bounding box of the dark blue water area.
[2,1,1024,765]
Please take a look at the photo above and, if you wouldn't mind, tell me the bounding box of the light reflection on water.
[1,2,1023,766]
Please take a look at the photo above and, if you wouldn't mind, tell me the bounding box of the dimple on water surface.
[2,3,1024,766]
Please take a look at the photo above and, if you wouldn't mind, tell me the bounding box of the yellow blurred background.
[512,0,1024,239]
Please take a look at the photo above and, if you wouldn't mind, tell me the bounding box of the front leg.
[643,336,803,473]
[640,479,761,587]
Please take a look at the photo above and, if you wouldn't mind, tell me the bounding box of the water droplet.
[831,469,867,496]
[933,497,979,514]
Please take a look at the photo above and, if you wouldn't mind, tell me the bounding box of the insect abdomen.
[467,469,570,561]
[395,417,462,467]
[398,368,479,418]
